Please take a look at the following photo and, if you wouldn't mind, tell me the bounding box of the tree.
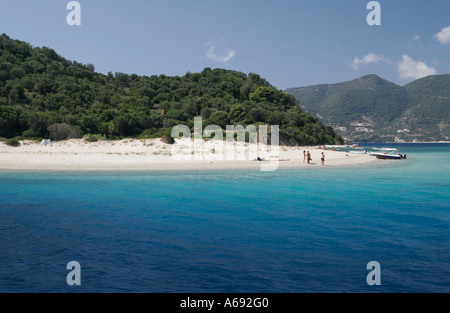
[0,106,24,137]
[8,83,25,103]
[165,109,187,122]
[249,107,266,123]
[249,86,278,103]
[0,33,344,145]
[229,104,247,123]
[10,66,25,79]
[108,122,115,139]
[208,111,229,129]
[48,123,82,140]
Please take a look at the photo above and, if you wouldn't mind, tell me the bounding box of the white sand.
[0,138,377,171]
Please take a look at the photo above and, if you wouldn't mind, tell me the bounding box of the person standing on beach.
[303,150,306,163]
[307,151,311,164]
[321,152,325,166]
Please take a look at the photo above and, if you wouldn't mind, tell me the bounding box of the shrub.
[160,129,175,144]
[21,128,41,140]
[85,135,98,142]
[22,128,38,138]
[48,123,82,140]
[84,134,103,142]
[5,137,20,147]
[140,128,159,139]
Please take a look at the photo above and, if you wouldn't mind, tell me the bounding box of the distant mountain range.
[286,74,450,143]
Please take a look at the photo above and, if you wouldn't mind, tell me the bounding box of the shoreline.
[0,138,379,172]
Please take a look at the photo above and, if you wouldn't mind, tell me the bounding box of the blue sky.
[0,0,449,89]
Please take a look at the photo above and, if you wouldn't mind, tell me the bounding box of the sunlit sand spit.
[0,138,376,171]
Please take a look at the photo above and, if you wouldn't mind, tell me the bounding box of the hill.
[286,74,450,142]
[0,33,342,145]
[400,75,450,140]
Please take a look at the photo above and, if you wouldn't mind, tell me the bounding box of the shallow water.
[0,144,449,292]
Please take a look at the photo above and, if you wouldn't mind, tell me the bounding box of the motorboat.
[375,153,407,160]
[371,148,407,160]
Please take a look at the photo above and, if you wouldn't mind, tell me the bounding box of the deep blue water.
[0,144,449,292]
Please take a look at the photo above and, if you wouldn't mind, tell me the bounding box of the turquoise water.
[0,144,449,292]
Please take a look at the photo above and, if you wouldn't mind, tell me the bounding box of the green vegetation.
[286,74,450,142]
[0,33,342,145]
[84,134,101,142]
[401,75,450,140]
[48,122,82,140]
[160,131,175,145]
[5,137,20,146]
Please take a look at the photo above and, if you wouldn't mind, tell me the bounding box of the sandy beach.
[0,138,377,171]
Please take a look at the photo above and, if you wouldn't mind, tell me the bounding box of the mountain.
[0,33,343,145]
[286,74,450,142]
[400,75,450,141]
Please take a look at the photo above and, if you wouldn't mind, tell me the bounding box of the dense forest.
[0,34,343,145]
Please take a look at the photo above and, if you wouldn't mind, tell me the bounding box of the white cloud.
[351,53,392,70]
[205,42,236,63]
[434,26,450,45]
[398,55,437,80]
[412,35,421,41]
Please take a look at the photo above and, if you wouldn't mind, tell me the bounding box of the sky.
[0,0,449,89]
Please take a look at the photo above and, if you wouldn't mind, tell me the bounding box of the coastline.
[0,138,378,172]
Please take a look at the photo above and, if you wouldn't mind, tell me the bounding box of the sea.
[0,143,449,293]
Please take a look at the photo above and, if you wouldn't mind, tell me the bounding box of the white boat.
[375,153,407,160]
[372,147,398,152]
[369,147,396,156]
[370,148,407,160]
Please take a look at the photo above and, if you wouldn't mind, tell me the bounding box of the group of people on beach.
[303,150,325,166]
